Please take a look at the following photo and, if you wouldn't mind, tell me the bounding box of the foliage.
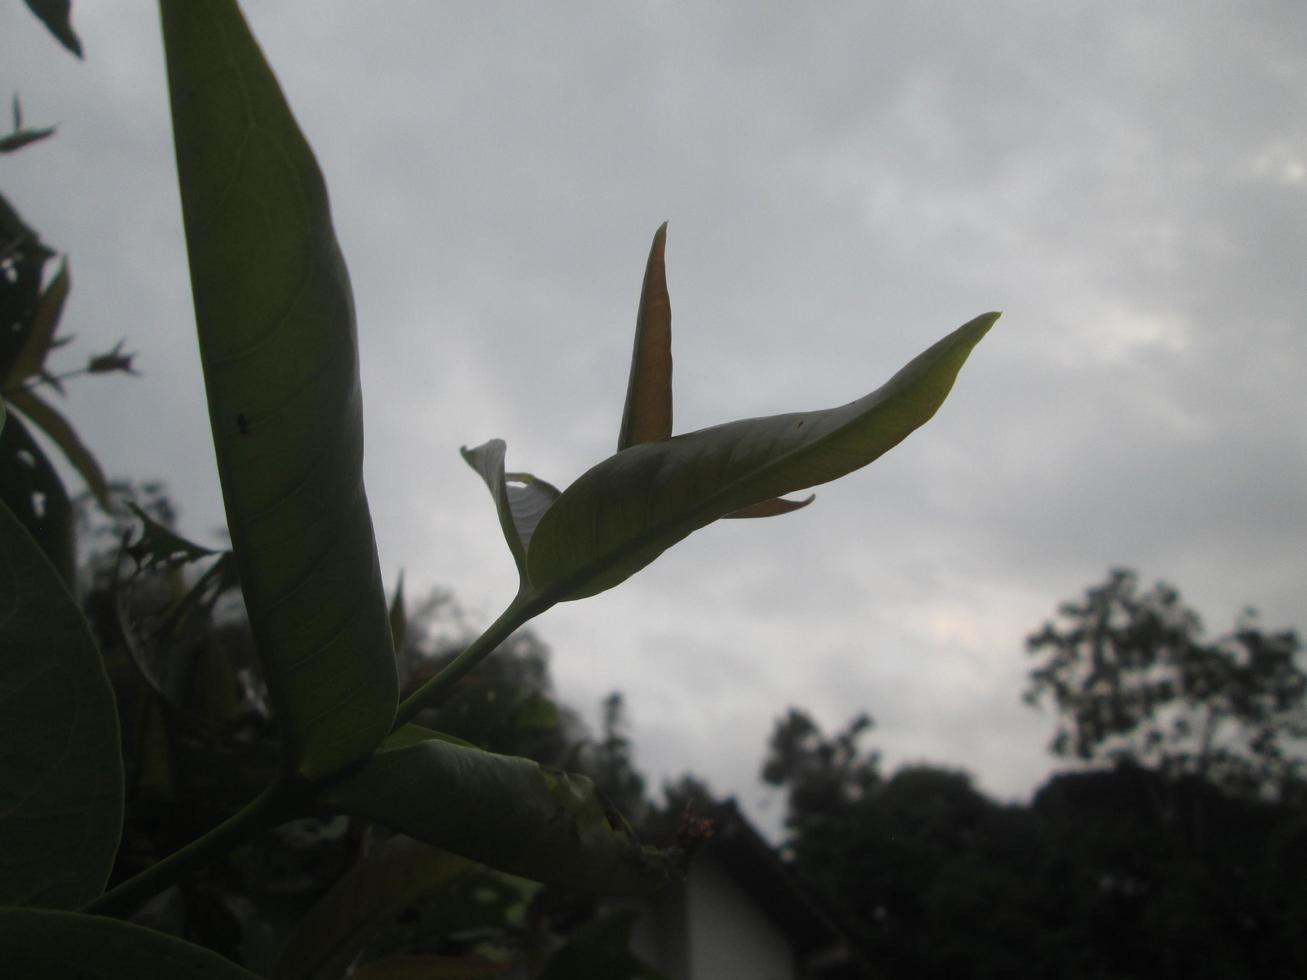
[0,0,995,973]
[1025,568,1307,798]
[764,708,1307,979]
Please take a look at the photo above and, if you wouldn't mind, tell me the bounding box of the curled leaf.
[460,440,560,583]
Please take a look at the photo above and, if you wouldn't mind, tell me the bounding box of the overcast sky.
[4,2,1305,834]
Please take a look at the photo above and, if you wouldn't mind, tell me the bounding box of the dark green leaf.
[388,571,406,655]
[125,500,218,569]
[320,735,676,895]
[161,0,397,778]
[272,834,484,980]
[354,957,514,979]
[3,258,69,385]
[617,222,671,451]
[21,0,82,58]
[6,386,109,507]
[538,908,668,980]
[0,498,122,908]
[0,909,263,978]
[0,126,57,154]
[527,312,997,601]
[0,409,74,584]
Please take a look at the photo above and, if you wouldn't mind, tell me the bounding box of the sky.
[3,2,1305,835]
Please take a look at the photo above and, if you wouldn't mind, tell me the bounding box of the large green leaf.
[160,0,397,778]
[0,909,261,978]
[320,734,675,895]
[526,311,998,600]
[0,498,122,908]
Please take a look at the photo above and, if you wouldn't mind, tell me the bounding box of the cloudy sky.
[4,2,1305,833]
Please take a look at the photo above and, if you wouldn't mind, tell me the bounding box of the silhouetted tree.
[1025,568,1306,799]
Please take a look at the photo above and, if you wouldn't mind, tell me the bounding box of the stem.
[81,780,302,919]
[394,591,548,728]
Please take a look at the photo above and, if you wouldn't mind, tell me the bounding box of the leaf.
[0,498,122,908]
[21,0,83,58]
[6,387,109,507]
[354,957,514,980]
[389,571,406,655]
[272,834,484,980]
[526,312,998,600]
[460,440,560,584]
[320,734,676,895]
[160,0,397,778]
[538,908,668,980]
[0,408,75,585]
[125,501,220,569]
[0,125,57,154]
[0,909,263,978]
[724,493,814,519]
[617,222,672,451]
[3,258,69,385]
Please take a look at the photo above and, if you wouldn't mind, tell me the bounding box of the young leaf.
[320,734,676,895]
[461,439,560,584]
[0,498,122,908]
[0,909,262,977]
[160,0,397,778]
[617,222,672,451]
[526,312,998,601]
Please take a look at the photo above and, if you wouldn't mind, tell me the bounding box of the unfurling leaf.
[460,439,560,584]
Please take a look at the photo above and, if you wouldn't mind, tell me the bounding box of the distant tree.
[1025,568,1306,799]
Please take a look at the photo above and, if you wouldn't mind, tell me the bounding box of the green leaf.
[21,0,82,58]
[320,734,676,895]
[272,834,483,980]
[617,222,672,451]
[0,498,122,908]
[6,387,109,508]
[160,0,397,778]
[125,501,220,569]
[0,409,75,585]
[3,258,69,385]
[538,908,668,980]
[526,312,998,600]
[461,440,560,584]
[0,908,262,978]
[388,571,406,655]
[354,957,514,979]
[0,125,57,154]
